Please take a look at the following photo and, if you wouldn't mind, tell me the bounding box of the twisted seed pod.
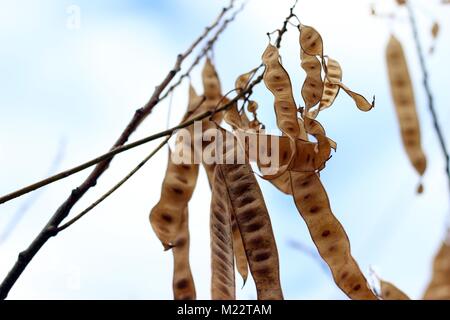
[172,208,196,300]
[289,171,377,300]
[300,50,324,113]
[210,167,236,300]
[379,280,410,300]
[299,25,374,112]
[218,164,284,300]
[423,242,450,299]
[262,44,300,177]
[308,57,342,118]
[386,35,427,193]
[235,69,256,94]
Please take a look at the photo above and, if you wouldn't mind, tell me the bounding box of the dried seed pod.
[172,208,196,300]
[299,25,374,113]
[308,57,342,118]
[386,35,427,192]
[210,167,236,300]
[231,212,249,286]
[150,151,199,250]
[235,69,256,94]
[217,164,284,300]
[299,24,324,56]
[300,50,324,113]
[423,242,450,299]
[379,280,410,300]
[289,171,377,300]
[396,0,407,5]
[262,44,300,176]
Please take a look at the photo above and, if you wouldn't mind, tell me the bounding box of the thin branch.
[0,0,296,299]
[406,2,450,193]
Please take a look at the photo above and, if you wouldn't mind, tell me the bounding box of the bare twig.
[275,0,299,48]
[0,0,296,299]
[406,2,450,193]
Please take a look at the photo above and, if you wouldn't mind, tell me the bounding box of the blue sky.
[0,0,449,299]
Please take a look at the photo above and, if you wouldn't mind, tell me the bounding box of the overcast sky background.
[0,0,449,299]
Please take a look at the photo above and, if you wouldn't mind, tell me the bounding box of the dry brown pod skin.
[300,50,324,113]
[289,171,377,300]
[299,25,374,113]
[386,35,427,192]
[210,167,236,300]
[423,241,450,299]
[262,44,300,177]
[217,163,284,300]
[308,57,342,118]
[172,208,196,300]
[379,280,410,300]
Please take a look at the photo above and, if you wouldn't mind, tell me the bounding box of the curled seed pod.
[172,208,196,300]
[289,171,377,300]
[217,164,284,300]
[386,35,427,192]
[224,102,247,130]
[299,25,374,112]
[300,50,324,113]
[247,100,258,113]
[210,167,236,300]
[423,242,450,299]
[308,57,342,118]
[379,280,410,300]
[262,44,300,177]
[304,117,337,151]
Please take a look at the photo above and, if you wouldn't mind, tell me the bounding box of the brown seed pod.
[217,164,284,300]
[149,84,204,249]
[299,24,324,56]
[235,69,257,94]
[300,50,324,113]
[210,167,236,300]
[247,100,258,113]
[231,212,249,286]
[386,35,427,192]
[262,43,300,177]
[299,25,374,113]
[396,0,407,5]
[289,171,377,300]
[379,280,410,300]
[172,208,196,300]
[308,57,343,118]
[423,241,450,299]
